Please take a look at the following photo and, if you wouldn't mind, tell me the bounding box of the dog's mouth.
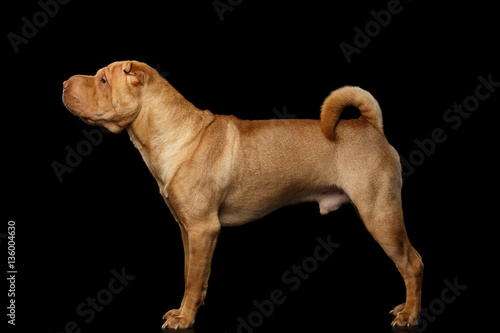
[62,91,80,115]
[64,103,100,125]
[62,94,102,126]
[83,118,98,125]
[81,117,98,125]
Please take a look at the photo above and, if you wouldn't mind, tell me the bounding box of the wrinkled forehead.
[108,61,127,72]
[95,61,126,79]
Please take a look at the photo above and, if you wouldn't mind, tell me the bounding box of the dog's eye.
[101,77,107,84]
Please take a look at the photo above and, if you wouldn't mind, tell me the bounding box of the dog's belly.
[218,186,350,226]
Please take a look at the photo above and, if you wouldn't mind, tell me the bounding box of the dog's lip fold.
[82,117,98,125]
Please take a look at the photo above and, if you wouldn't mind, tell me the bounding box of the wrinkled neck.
[126,79,215,181]
[128,80,203,151]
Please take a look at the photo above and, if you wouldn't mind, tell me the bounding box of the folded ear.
[122,61,146,86]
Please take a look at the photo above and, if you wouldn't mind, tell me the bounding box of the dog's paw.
[391,309,419,327]
[389,303,406,315]
[162,316,193,330]
[162,309,181,321]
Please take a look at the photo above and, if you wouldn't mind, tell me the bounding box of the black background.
[4,0,498,332]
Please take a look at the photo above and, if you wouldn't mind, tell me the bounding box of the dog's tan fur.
[62,60,423,329]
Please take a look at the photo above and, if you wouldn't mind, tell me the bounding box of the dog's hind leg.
[345,172,423,327]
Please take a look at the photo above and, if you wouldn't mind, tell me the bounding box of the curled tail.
[320,86,384,140]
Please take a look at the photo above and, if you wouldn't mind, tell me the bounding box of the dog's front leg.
[162,223,189,322]
[162,218,221,329]
[162,198,188,322]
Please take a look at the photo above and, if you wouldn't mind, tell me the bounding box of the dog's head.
[62,60,157,133]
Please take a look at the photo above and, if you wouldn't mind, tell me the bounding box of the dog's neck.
[126,78,215,189]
